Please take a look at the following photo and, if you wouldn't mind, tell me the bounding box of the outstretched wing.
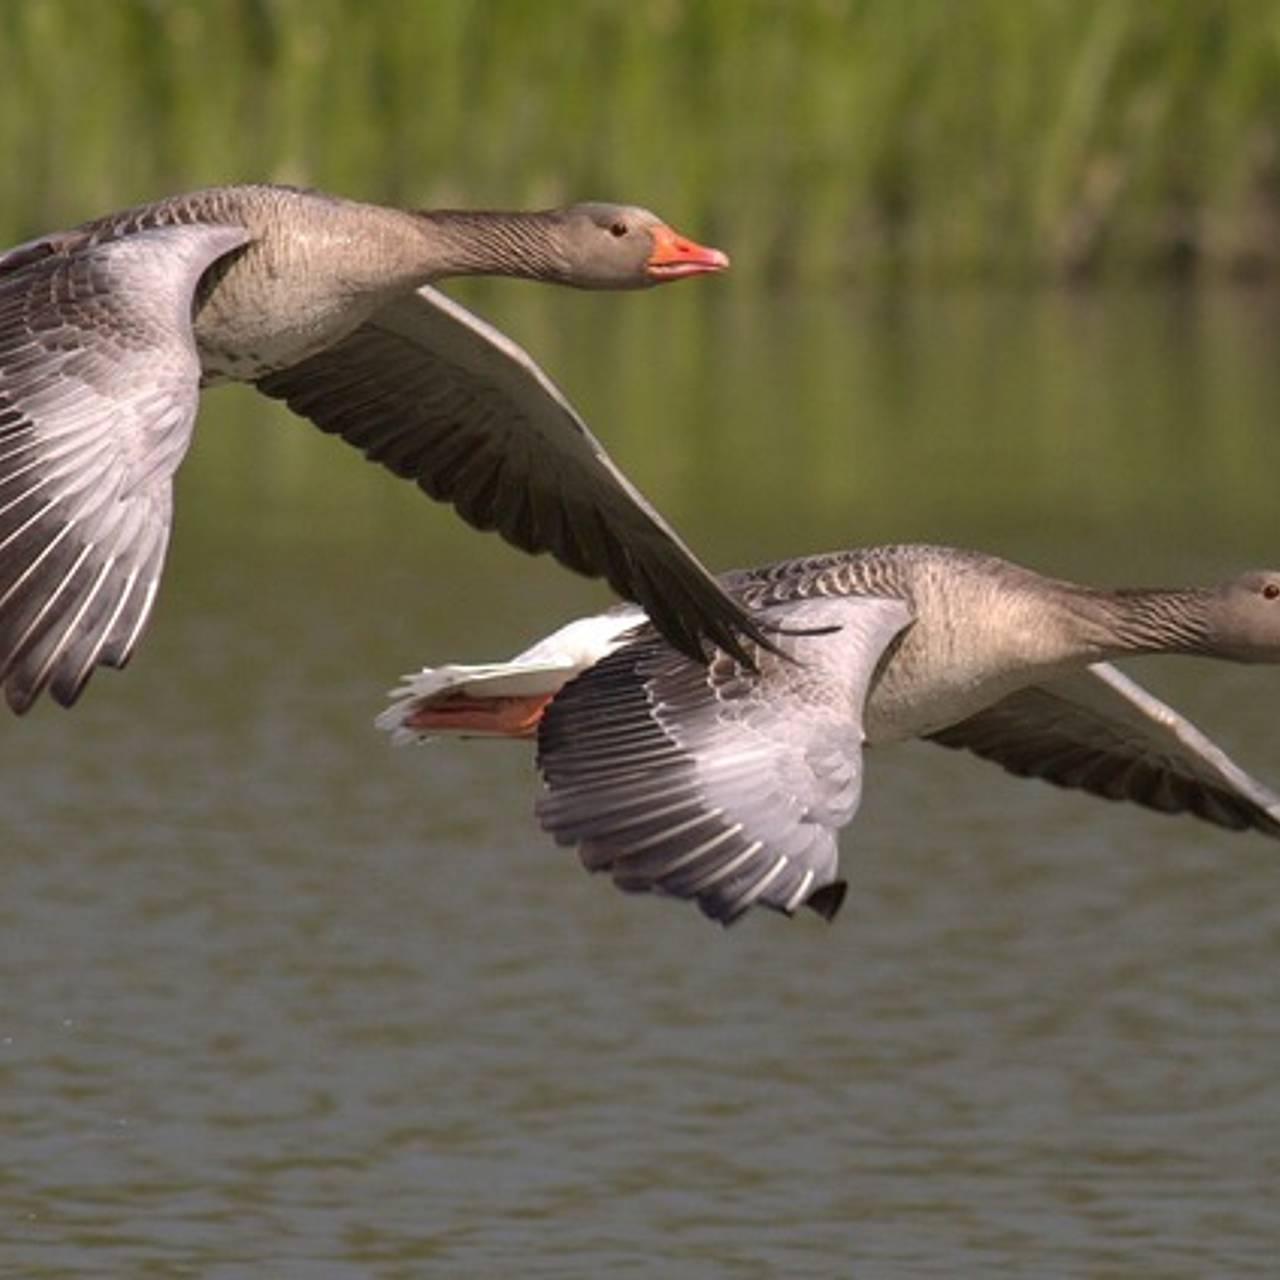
[0,224,249,711]
[256,285,770,667]
[537,596,914,924]
[927,661,1280,837]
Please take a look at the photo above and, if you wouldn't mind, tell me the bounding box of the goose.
[0,182,762,714]
[378,544,1280,925]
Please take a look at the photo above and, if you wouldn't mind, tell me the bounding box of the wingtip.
[714,606,804,673]
[805,880,848,922]
[4,682,34,716]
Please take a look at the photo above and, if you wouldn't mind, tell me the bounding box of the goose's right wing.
[256,285,770,668]
[927,661,1280,838]
[536,596,914,924]
[0,224,250,711]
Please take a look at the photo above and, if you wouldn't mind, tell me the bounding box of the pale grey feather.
[537,596,913,923]
[0,224,250,710]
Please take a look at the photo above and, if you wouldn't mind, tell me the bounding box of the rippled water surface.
[3,287,1279,1277]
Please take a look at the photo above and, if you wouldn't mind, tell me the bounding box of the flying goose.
[379,544,1280,924]
[0,182,759,713]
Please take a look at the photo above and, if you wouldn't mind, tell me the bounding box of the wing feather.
[537,596,913,923]
[257,285,769,667]
[927,661,1280,838]
[0,223,249,710]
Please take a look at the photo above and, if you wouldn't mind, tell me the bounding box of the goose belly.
[862,642,1077,745]
[194,292,372,382]
[863,666,1023,743]
[859,569,1095,744]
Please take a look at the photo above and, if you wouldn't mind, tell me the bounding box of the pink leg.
[402,691,554,738]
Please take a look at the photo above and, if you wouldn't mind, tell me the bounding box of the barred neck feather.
[411,209,567,281]
[1083,586,1216,657]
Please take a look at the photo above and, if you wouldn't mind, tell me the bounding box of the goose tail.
[376,605,644,744]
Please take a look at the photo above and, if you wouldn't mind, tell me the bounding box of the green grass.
[2,0,1280,281]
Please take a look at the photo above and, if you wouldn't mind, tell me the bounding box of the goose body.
[0,183,754,713]
[379,544,1280,925]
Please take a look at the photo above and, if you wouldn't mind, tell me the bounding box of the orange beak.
[646,223,731,281]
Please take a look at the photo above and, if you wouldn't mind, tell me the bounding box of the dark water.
[3,286,1279,1277]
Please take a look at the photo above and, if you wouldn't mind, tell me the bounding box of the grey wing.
[536,596,914,924]
[0,224,250,711]
[927,661,1280,838]
[255,285,769,668]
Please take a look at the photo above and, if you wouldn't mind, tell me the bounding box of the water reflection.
[2,287,1278,1276]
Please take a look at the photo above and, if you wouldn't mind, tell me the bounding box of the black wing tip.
[805,880,848,922]
[621,562,778,674]
[4,680,35,715]
[654,608,780,674]
[701,608,836,673]
[691,877,849,927]
[3,665,89,714]
[697,894,750,928]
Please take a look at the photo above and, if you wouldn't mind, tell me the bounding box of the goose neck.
[411,209,567,282]
[1078,586,1215,659]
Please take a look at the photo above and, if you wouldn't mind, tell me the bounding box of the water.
[2,285,1279,1277]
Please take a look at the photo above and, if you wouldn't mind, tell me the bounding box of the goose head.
[553,203,730,289]
[1208,570,1280,661]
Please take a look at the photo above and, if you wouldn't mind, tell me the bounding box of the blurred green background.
[3,0,1280,283]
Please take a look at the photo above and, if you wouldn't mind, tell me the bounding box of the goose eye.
[609,221,628,238]
[1264,583,1280,600]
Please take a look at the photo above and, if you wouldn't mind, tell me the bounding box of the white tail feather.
[376,605,644,744]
